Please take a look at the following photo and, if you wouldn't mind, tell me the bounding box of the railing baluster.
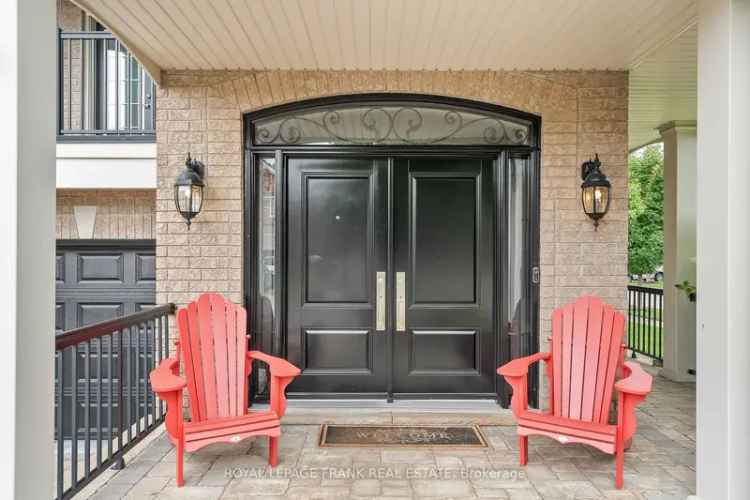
[56,351,64,500]
[84,340,91,479]
[103,37,108,131]
[628,288,634,358]
[67,39,72,130]
[640,289,645,354]
[97,336,103,468]
[118,327,125,452]
[115,40,120,133]
[145,319,153,428]
[659,293,663,358]
[108,332,114,461]
[80,38,86,133]
[125,325,132,445]
[157,314,164,418]
[135,322,141,435]
[650,292,655,358]
[70,345,78,490]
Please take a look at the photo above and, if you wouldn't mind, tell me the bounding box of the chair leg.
[615,437,624,489]
[624,437,633,451]
[269,436,279,467]
[519,435,528,466]
[176,437,185,487]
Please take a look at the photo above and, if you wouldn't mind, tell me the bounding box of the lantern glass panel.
[190,184,203,213]
[582,185,609,216]
[177,184,193,214]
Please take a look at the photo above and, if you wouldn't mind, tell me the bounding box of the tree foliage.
[628,145,664,276]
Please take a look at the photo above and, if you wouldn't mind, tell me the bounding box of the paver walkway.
[83,373,695,499]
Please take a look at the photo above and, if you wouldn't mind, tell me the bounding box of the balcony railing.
[55,304,174,500]
[58,31,156,141]
[627,285,663,363]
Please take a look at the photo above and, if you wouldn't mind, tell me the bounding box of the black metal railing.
[627,285,663,362]
[55,304,174,500]
[58,30,156,140]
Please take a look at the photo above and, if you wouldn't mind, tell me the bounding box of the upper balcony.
[58,30,155,142]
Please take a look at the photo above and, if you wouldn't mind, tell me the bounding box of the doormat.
[319,424,487,448]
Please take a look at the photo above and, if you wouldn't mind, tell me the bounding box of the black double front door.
[286,156,496,398]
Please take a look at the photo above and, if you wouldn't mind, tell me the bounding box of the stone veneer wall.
[57,189,156,239]
[155,70,629,370]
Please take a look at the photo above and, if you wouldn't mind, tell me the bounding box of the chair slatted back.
[551,296,625,423]
[177,293,248,422]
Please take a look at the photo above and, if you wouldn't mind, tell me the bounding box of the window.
[252,101,532,147]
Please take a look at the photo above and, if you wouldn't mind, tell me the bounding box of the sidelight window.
[256,156,277,395]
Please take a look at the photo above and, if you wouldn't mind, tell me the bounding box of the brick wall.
[155,70,629,378]
[57,189,156,239]
[58,1,86,131]
[58,0,84,31]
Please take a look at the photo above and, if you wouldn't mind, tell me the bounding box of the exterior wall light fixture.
[174,153,205,229]
[580,153,611,230]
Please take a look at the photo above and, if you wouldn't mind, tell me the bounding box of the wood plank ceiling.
[73,0,698,150]
[629,25,697,150]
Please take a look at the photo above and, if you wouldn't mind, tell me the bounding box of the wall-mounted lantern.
[580,153,611,230]
[174,153,205,229]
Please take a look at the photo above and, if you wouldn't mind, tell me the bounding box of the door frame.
[243,94,541,407]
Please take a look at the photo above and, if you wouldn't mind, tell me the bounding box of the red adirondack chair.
[150,293,300,486]
[498,295,652,489]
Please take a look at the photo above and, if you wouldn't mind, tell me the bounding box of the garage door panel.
[77,303,125,327]
[77,253,125,283]
[135,253,156,283]
[56,303,65,334]
[56,254,65,283]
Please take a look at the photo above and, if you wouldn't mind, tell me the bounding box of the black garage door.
[56,240,156,330]
[55,240,156,438]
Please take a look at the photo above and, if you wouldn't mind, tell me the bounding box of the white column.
[659,122,697,382]
[0,0,56,498]
[696,0,750,499]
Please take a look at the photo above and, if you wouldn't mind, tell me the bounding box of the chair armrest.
[149,357,185,441]
[497,352,551,377]
[248,351,301,378]
[615,361,652,444]
[247,351,300,419]
[497,352,551,417]
[149,357,186,395]
[615,361,652,396]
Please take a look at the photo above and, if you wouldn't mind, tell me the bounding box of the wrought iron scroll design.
[253,105,531,146]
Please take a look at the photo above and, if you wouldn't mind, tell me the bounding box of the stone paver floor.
[83,374,694,499]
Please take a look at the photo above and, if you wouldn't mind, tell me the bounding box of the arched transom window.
[250,98,533,147]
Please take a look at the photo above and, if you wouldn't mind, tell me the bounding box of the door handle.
[396,272,406,332]
[376,271,386,331]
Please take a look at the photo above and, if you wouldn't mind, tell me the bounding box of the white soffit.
[629,24,697,151]
[72,0,696,76]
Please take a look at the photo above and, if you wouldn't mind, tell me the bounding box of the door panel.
[306,177,370,303]
[287,157,389,395]
[412,177,477,303]
[393,158,496,396]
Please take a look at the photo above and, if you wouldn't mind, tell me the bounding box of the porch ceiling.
[629,24,697,151]
[71,0,698,151]
[73,0,696,74]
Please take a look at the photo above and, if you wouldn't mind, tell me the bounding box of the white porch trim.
[0,0,56,497]
[659,120,697,383]
[56,143,157,189]
[697,0,750,497]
